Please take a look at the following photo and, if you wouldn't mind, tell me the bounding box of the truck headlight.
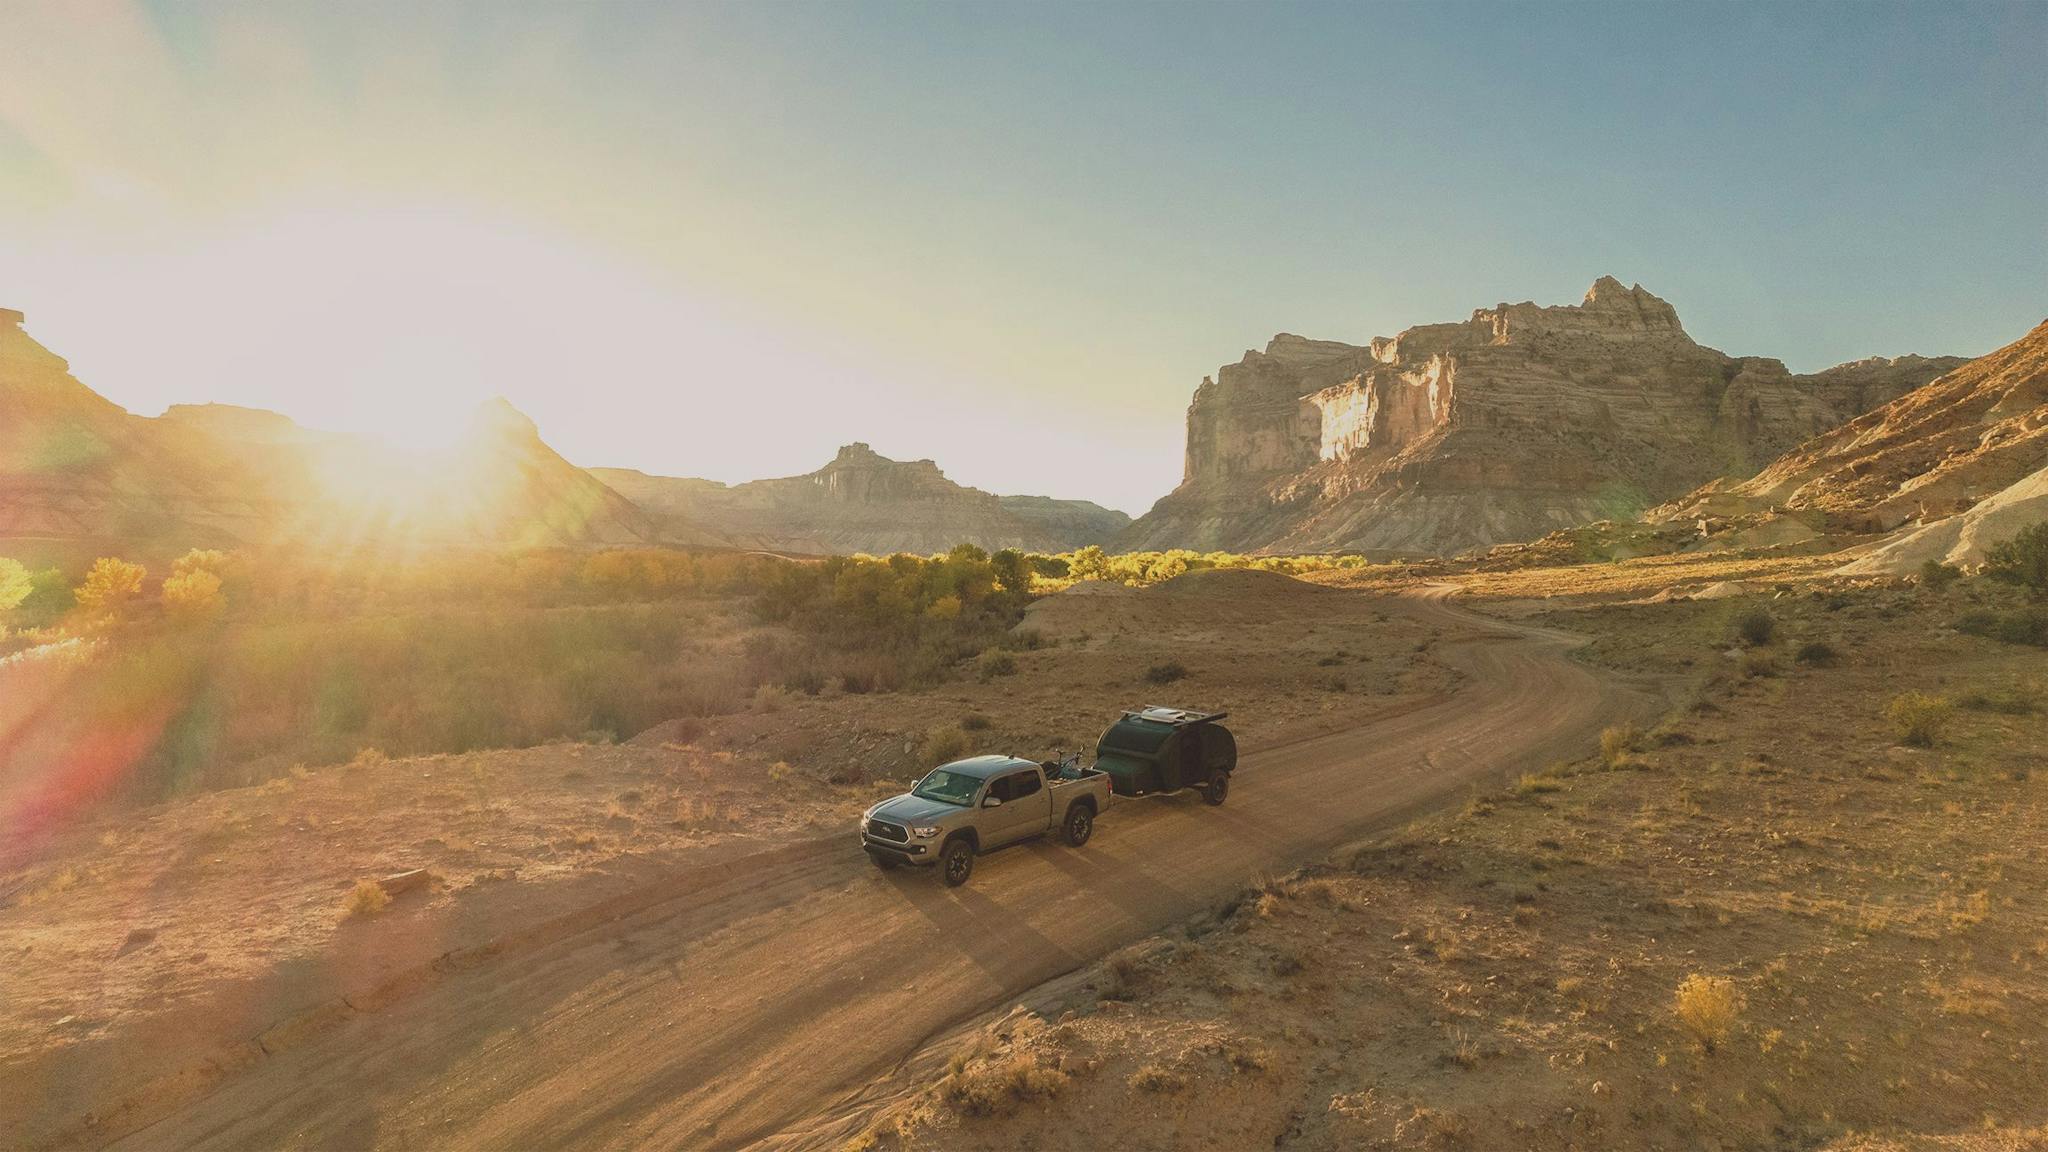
[912,826,941,839]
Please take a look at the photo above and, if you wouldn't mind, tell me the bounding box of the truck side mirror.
[982,795,1002,808]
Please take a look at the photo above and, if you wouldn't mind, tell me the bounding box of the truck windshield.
[911,769,980,806]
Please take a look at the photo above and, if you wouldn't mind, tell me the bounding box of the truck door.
[990,770,1046,846]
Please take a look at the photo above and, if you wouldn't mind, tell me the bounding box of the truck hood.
[867,794,969,826]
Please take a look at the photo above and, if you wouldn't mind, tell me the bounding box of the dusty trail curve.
[106,591,1661,1151]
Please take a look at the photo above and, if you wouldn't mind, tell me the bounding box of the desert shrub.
[942,1053,1067,1116]
[342,879,391,919]
[1919,558,1963,590]
[1733,607,1776,646]
[960,712,993,731]
[1739,650,1779,679]
[0,557,30,613]
[162,568,224,617]
[1983,522,2048,597]
[1100,949,1143,1001]
[1673,973,1740,1051]
[783,666,827,696]
[920,725,970,767]
[1886,691,1953,747]
[1955,609,1998,637]
[74,557,146,616]
[1794,640,1837,666]
[1955,680,2042,715]
[1215,1038,1268,1073]
[1143,660,1188,685]
[1514,772,1564,795]
[1599,723,1639,767]
[1128,1063,1185,1092]
[977,650,1017,680]
[1990,609,2048,647]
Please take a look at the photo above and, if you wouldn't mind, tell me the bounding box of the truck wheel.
[1203,770,1230,806]
[866,848,901,871]
[1063,804,1094,847]
[939,838,975,886]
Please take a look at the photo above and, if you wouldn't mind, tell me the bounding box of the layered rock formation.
[1122,279,1963,557]
[1,310,669,556]
[1670,319,2048,532]
[0,310,280,550]
[594,444,1130,555]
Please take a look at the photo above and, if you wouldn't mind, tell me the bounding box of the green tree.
[990,548,1032,596]
[0,557,31,613]
[1984,523,2048,598]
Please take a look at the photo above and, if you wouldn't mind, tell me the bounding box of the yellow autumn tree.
[0,557,31,613]
[74,557,146,616]
[162,568,225,617]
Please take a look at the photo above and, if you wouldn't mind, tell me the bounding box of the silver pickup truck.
[860,754,1112,885]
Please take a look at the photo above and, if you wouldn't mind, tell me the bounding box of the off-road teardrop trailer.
[1092,705,1237,805]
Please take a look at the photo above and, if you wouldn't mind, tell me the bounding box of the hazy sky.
[2,2,2042,515]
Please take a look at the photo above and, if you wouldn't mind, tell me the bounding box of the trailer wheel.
[1203,770,1230,806]
[940,838,976,886]
[1063,803,1094,847]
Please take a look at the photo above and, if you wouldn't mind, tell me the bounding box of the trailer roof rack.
[1122,705,1228,726]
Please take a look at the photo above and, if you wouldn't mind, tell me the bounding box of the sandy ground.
[0,571,1658,1149]
[830,574,2048,1152]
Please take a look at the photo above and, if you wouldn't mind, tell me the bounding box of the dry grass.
[341,878,390,920]
[1886,691,1954,747]
[939,1052,1067,1117]
[1127,1062,1186,1092]
[1673,973,1740,1051]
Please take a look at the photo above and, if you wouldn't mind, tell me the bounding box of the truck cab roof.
[932,754,1042,780]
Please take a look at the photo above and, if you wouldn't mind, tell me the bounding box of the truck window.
[1007,771,1042,800]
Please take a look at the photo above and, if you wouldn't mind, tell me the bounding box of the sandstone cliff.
[593,444,1130,555]
[0,311,279,551]
[1121,279,1963,557]
[1,310,669,556]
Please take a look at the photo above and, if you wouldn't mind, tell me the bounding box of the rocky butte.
[594,444,1130,556]
[1120,278,1964,557]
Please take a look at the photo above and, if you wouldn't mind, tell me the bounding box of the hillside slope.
[1673,318,2048,532]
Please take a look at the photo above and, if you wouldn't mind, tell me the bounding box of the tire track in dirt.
[105,590,1662,1152]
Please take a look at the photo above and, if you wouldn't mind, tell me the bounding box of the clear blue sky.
[2,1,2042,514]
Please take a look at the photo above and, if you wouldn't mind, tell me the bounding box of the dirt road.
[106,594,1660,1151]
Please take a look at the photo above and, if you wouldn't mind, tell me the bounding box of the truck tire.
[1062,803,1094,847]
[939,838,976,886]
[1203,769,1230,806]
[866,848,901,871]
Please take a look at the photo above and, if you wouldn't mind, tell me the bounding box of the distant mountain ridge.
[1120,278,1966,557]
[593,443,1130,556]
[1,309,1126,561]
[0,309,676,557]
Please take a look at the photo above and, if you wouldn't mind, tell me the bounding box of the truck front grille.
[867,819,909,843]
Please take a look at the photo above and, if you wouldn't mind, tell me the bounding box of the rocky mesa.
[594,444,1130,556]
[1120,278,1963,557]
